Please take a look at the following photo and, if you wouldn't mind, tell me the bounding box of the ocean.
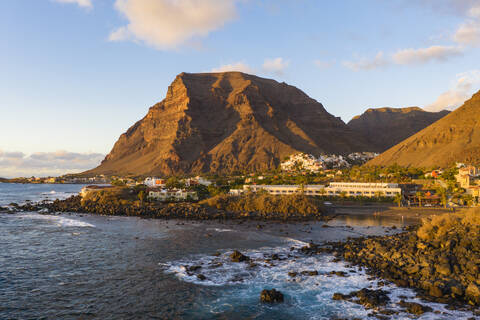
[0,183,476,319]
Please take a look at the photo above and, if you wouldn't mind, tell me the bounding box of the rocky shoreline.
[322,210,480,313]
[0,195,330,222]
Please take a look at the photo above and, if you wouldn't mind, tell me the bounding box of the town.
[69,153,480,208]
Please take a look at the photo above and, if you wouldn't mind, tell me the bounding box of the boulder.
[436,263,451,277]
[260,289,284,303]
[398,300,433,315]
[466,283,480,305]
[428,285,443,298]
[230,250,249,262]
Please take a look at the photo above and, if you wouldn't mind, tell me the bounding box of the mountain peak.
[87,73,369,176]
[367,90,480,167]
[348,106,450,152]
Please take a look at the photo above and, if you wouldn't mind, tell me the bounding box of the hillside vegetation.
[200,193,325,217]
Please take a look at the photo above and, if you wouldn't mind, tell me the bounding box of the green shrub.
[417,207,480,240]
[200,193,325,216]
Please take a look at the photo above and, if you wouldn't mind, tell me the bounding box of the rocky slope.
[367,90,480,167]
[331,209,480,307]
[88,72,369,176]
[348,107,449,152]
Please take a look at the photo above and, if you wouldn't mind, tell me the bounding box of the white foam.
[209,228,234,233]
[162,240,477,319]
[19,213,95,228]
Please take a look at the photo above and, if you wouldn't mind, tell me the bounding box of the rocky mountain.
[87,72,370,176]
[367,90,480,168]
[348,107,450,152]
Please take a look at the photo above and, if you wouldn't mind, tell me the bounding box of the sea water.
[0,183,477,319]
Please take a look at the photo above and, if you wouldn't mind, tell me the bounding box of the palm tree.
[394,193,402,207]
[436,187,448,208]
[416,191,423,207]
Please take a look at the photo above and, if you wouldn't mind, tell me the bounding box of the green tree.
[394,193,402,207]
[111,179,126,186]
[165,177,184,189]
[436,187,448,208]
[138,190,146,203]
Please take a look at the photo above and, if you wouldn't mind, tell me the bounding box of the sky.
[1,0,480,177]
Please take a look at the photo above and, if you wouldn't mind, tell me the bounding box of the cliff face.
[88,72,370,176]
[367,91,480,168]
[348,107,450,152]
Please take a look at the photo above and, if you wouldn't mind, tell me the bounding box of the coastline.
[3,189,480,317]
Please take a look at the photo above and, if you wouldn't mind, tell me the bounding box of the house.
[466,186,480,198]
[455,165,480,189]
[459,165,479,177]
[184,176,213,187]
[148,189,198,201]
[144,177,166,188]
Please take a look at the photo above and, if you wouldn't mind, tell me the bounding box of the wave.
[19,213,95,228]
[208,228,234,233]
[162,241,476,319]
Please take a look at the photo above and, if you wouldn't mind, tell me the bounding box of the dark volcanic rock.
[86,72,369,176]
[329,211,480,307]
[230,250,249,262]
[398,300,432,315]
[260,289,284,303]
[332,288,390,309]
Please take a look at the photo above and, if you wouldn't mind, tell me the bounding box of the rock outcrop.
[367,91,480,167]
[87,72,369,176]
[348,107,449,152]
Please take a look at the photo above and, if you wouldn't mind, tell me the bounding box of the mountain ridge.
[348,107,450,152]
[367,90,480,167]
[87,72,370,176]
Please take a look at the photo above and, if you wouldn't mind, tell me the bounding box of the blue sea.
[0,183,476,319]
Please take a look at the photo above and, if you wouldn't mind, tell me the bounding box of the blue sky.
[1,0,480,177]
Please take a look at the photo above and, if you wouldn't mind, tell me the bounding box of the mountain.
[367,91,480,168]
[348,107,450,152]
[87,72,370,176]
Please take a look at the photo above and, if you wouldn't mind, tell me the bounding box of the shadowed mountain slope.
[367,91,480,167]
[87,72,370,176]
[348,107,449,152]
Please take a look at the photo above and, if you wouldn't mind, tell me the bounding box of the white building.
[148,189,198,201]
[232,184,326,196]
[325,182,401,198]
[144,177,166,188]
[184,176,213,187]
[230,182,401,198]
[280,153,324,172]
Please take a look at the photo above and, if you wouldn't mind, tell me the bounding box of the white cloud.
[426,70,480,111]
[0,150,105,178]
[313,59,335,69]
[392,45,463,65]
[53,0,92,8]
[470,4,480,18]
[109,0,237,50]
[453,5,480,46]
[454,21,480,45]
[211,62,254,73]
[262,57,289,75]
[343,52,389,71]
